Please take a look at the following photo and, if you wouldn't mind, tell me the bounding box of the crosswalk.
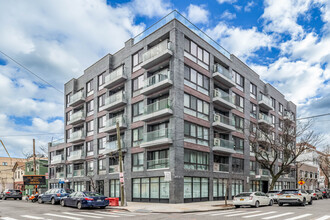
[191,210,330,220]
[0,210,154,220]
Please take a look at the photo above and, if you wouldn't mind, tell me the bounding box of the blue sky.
[0,0,329,157]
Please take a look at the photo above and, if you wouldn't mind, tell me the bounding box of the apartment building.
[0,157,27,192]
[48,11,296,203]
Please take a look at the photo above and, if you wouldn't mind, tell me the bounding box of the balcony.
[140,69,172,95]
[99,139,124,155]
[69,90,85,107]
[51,155,64,164]
[213,162,229,172]
[99,91,126,112]
[284,111,295,121]
[99,116,126,133]
[257,132,270,144]
[104,65,127,89]
[141,39,173,69]
[147,158,169,170]
[73,169,85,177]
[140,98,172,122]
[213,89,236,110]
[257,151,274,161]
[55,172,65,179]
[68,110,85,125]
[109,165,119,173]
[68,130,85,143]
[258,94,273,111]
[67,149,84,161]
[213,138,236,154]
[212,113,236,132]
[258,112,272,126]
[140,128,172,148]
[213,64,235,88]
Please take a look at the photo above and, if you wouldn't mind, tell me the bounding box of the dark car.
[318,188,330,198]
[60,192,110,209]
[0,189,22,200]
[38,188,74,205]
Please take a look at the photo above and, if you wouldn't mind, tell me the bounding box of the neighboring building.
[48,11,296,203]
[25,159,48,195]
[0,157,27,192]
[317,151,330,188]
[12,162,25,191]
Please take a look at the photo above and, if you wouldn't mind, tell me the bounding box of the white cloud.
[207,23,274,60]
[186,4,209,24]
[244,1,256,12]
[217,0,237,4]
[130,0,172,18]
[220,10,236,20]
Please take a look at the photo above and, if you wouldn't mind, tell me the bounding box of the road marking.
[211,210,244,216]
[0,218,17,220]
[62,212,102,219]
[243,211,277,218]
[78,212,119,218]
[262,212,294,219]
[20,215,45,220]
[315,216,330,220]
[44,213,81,220]
[225,211,261,217]
[196,210,238,215]
[285,214,313,220]
[95,211,135,216]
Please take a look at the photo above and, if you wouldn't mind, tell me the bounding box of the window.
[184,121,209,146]
[231,179,244,196]
[98,137,106,151]
[279,119,283,130]
[66,93,71,107]
[271,97,276,108]
[86,120,94,135]
[98,94,105,109]
[66,128,72,141]
[132,153,144,171]
[234,71,244,91]
[232,158,244,173]
[2,162,8,166]
[98,73,105,88]
[87,160,94,175]
[110,179,120,198]
[66,111,72,125]
[184,65,209,95]
[147,149,169,169]
[132,127,143,147]
[86,100,94,116]
[132,177,169,202]
[213,155,229,172]
[133,75,144,92]
[86,141,93,156]
[233,136,244,153]
[250,83,257,99]
[98,115,106,129]
[132,101,144,122]
[213,178,228,199]
[233,93,244,112]
[233,114,244,133]
[279,103,283,115]
[184,38,210,65]
[250,161,256,175]
[86,80,93,94]
[98,159,106,173]
[66,164,73,176]
[132,50,143,67]
[184,149,209,171]
[184,93,209,120]
[109,157,119,173]
[184,177,209,202]
[271,114,276,126]
[250,102,257,118]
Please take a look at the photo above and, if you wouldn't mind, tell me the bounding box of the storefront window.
[132,177,169,202]
[184,177,209,202]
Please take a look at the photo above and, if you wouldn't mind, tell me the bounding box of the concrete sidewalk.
[109,200,234,213]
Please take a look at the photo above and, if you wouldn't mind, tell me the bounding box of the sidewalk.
[109,200,234,213]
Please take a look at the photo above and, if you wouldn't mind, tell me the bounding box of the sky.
[0,0,329,157]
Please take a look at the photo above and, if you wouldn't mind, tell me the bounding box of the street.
[0,199,329,220]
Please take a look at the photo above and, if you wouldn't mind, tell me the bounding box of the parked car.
[38,188,74,205]
[318,188,330,198]
[233,192,273,208]
[0,189,22,200]
[278,189,312,206]
[306,189,323,200]
[267,190,281,203]
[60,192,110,209]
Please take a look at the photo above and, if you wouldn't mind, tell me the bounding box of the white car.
[233,192,273,208]
[277,189,313,206]
[267,190,281,203]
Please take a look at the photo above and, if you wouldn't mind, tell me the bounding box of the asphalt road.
[0,198,329,220]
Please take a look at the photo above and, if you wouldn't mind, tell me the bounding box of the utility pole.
[116,120,125,206]
[33,139,37,193]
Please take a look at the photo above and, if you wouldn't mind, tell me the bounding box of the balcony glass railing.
[51,154,64,164]
[105,91,125,106]
[142,39,172,62]
[109,165,119,173]
[73,169,85,177]
[213,113,235,127]
[213,138,235,150]
[105,116,125,128]
[144,69,170,88]
[213,89,235,104]
[70,110,84,122]
[258,113,272,124]
[214,162,229,172]
[105,65,125,83]
[258,93,272,106]
[56,172,65,179]
[104,139,124,152]
[68,149,84,160]
[213,64,233,81]
[70,90,84,104]
[147,158,169,169]
[143,128,171,142]
[144,98,171,115]
[70,130,85,141]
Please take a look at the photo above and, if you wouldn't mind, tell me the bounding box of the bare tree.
[87,175,97,192]
[319,145,330,188]
[249,118,322,191]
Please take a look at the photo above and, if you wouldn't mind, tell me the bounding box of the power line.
[296,113,330,120]
[0,50,64,94]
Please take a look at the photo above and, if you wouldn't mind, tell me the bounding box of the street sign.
[45,173,49,180]
[120,177,124,183]
[298,180,305,185]
[23,175,46,185]
[164,171,171,181]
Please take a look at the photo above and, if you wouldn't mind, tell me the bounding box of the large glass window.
[213,178,228,200]
[147,149,169,169]
[132,50,143,67]
[132,127,143,147]
[250,83,257,99]
[98,159,106,174]
[110,179,120,198]
[98,94,105,109]
[184,38,210,65]
[231,179,244,197]
[98,137,106,152]
[271,97,276,108]
[279,103,283,115]
[213,155,229,172]
[250,102,257,118]
[233,136,244,153]
[132,153,144,171]
[132,101,144,122]
[184,149,209,171]
[234,71,244,91]
[232,158,244,173]
[233,93,244,112]
[184,65,209,95]
[132,177,169,202]
[184,177,209,202]
[86,100,94,116]
[133,75,144,92]
[184,93,209,120]
[184,121,209,146]
[233,114,244,133]
[86,80,93,95]
[250,161,256,175]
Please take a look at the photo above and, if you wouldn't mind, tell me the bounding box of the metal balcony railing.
[147,158,169,169]
[144,69,170,88]
[258,112,272,124]
[105,91,125,106]
[142,39,172,62]
[144,98,171,115]
[143,128,171,143]
[69,90,84,105]
[73,169,85,177]
[213,89,235,104]
[51,154,64,164]
[213,64,233,81]
[67,149,84,161]
[258,93,272,107]
[213,138,235,150]
[213,113,235,127]
[105,65,125,84]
